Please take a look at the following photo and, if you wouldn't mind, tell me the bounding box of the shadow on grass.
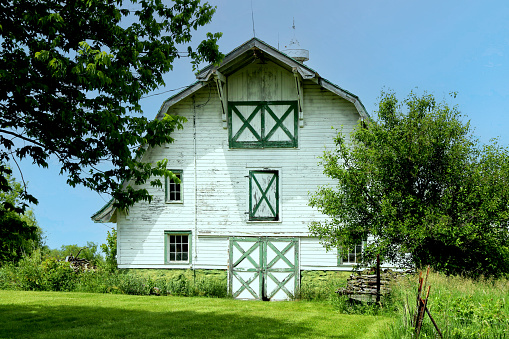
[0,303,351,338]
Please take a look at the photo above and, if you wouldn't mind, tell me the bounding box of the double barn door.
[229,237,299,300]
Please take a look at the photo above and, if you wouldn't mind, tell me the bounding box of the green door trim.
[266,271,295,299]
[231,104,263,142]
[249,170,279,221]
[231,270,261,299]
[229,237,299,300]
[232,239,261,269]
[228,101,298,148]
[266,240,295,269]
[229,238,263,299]
[264,104,295,142]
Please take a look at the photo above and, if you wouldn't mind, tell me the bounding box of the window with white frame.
[165,171,182,203]
[165,231,191,264]
[338,243,364,265]
[248,170,279,221]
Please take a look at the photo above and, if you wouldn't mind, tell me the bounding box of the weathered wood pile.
[336,269,408,298]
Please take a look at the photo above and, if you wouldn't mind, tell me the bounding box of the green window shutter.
[249,170,279,221]
[229,101,298,148]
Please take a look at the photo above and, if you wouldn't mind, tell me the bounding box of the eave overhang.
[91,198,116,223]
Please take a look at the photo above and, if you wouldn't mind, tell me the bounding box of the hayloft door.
[229,237,299,300]
[249,170,279,221]
[228,101,298,148]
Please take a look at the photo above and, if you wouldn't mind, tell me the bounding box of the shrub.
[0,249,77,291]
[194,274,228,298]
[0,262,229,298]
[40,257,76,291]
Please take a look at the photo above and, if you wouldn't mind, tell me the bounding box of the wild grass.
[298,270,351,301]
[0,251,227,298]
[296,269,509,338]
[0,290,392,338]
[381,271,509,338]
[2,252,508,338]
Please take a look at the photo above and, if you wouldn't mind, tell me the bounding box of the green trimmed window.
[249,170,279,221]
[229,101,298,148]
[165,171,182,203]
[165,231,191,264]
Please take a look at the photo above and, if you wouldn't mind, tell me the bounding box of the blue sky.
[14,0,509,250]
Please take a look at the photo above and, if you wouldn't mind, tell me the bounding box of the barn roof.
[155,37,369,121]
[92,37,369,223]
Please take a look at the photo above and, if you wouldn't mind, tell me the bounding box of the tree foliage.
[0,0,223,211]
[100,228,117,271]
[0,169,43,265]
[309,91,509,278]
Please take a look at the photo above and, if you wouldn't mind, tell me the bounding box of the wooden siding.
[228,62,296,101]
[116,69,361,270]
[300,237,342,270]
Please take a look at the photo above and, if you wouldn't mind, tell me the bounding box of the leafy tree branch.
[0,0,223,212]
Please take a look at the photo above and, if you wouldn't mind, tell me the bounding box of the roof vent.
[283,19,309,63]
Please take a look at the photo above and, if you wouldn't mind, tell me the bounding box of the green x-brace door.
[249,170,278,221]
[229,237,299,300]
[228,101,298,148]
[264,239,299,300]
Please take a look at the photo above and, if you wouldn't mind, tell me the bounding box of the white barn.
[93,38,369,300]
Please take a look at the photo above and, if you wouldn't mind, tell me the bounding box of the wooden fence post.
[376,254,380,304]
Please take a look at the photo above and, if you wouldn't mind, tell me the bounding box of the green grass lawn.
[0,290,392,338]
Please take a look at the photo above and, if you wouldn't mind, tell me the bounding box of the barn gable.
[92,37,369,300]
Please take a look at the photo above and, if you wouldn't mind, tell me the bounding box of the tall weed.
[382,271,509,338]
[298,270,350,301]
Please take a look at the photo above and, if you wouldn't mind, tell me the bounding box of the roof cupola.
[283,19,309,63]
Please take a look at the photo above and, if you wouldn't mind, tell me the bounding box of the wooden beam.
[213,70,228,129]
[292,68,304,128]
[213,69,226,83]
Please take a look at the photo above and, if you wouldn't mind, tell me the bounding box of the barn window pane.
[340,244,364,265]
[166,172,183,203]
[165,231,191,264]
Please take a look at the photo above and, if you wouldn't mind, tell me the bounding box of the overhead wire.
[140,85,191,99]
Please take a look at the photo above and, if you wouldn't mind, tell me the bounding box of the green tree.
[309,91,509,278]
[0,170,43,265]
[101,228,117,271]
[0,0,223,212]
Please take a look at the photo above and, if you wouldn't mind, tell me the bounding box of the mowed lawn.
[0,290,392,338]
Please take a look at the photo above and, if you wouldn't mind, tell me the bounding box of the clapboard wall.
[116,61,360,270]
